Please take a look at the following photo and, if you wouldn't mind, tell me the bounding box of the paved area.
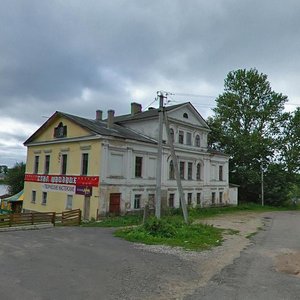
[1,211,300,299]
[186,211,300,300]
[0,227,198,300]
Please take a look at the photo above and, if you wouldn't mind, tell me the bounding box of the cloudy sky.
[1,0,300,166]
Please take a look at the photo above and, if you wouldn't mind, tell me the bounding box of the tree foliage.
[209,68,289,203]
[4,162,26,195]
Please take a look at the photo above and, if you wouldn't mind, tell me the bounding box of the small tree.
[4,162,26,195]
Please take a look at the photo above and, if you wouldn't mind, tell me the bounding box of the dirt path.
[136,211,269,300]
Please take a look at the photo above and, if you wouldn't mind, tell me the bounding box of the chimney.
[107,110,115,128]
[96,110,103,121]
[131,102,142,115]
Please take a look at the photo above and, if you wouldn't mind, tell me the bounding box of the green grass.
[184,203,293,220]
[115,216,224,251]
[81,214,142,227]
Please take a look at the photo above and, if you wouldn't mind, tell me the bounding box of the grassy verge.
[114,216,224,251]
[81,214,142,227]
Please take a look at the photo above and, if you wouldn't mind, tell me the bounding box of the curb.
[0,223,54,232]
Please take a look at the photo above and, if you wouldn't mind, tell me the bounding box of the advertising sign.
[25,174,99,187]
[42,184,76,194]
[75,186,93,196]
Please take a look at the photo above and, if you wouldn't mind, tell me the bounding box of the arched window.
[169,160,175,180]
[183,113,188,119]
[169,128,175,143]
[196,163,201,180]
[195,135,200,147]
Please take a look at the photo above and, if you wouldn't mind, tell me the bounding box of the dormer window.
[54,122,67,138]
[183,113,188,119]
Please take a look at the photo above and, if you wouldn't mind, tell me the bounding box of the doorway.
[109,193,121,215]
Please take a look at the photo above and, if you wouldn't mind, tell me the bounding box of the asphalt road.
[186,211,300,300]
[0,226,198,300]
[2,212,300,299]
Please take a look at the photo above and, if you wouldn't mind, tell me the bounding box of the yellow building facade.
[23,113,101,220]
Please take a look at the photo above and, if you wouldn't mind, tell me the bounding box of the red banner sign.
[25,174,99,187]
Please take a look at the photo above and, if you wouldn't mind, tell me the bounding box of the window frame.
[81,153,89,176]
[169,160,175,180]
[187,162,193,180]
[168,193,175,208]
[134,194,141,209]
[187,193,192,206]
[196,163,201,181]
[34,156,39,174]
[219,165,223,181]
[197,192,201,205]
[66,194,73,210]
[179,161,185,179]
[178,130,184,144]
[44,155,50,175]
[135,156,143,178]
[61,154,67,175]
[186,132,192,145]
[195,135,200,147]
[31,190,36,204]
[42,192,47,205]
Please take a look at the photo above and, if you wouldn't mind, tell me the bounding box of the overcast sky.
[1,0,300,166]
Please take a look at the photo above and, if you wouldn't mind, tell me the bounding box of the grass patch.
[81,214,142,227]
[115,216,223,251]
[168,203,293,220]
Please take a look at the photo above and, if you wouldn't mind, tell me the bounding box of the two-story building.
[23,102,236,219]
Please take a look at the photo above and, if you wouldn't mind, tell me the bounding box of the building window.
[169,160,175,180]
[169,128,175,143]
[186,132,192,145]
[135,156,143,177]
[180,161,185,179]
[183,113,188,119]
[195,135,200,147]
[42,192,47,205]
[61,154,67,175]
[134,194,141,209]
[168,193,175,208]
[148,194,155,209]
[44,155,50,174]
[34,156,39,174]
[54,122,67,138]
[81,153,89,175]
[66,195,73,210]
[188,162,193,180]
[187,193,192,206]
[197,193,201,205]
[31,191,36,204]
[212,192,216,204]
[219,192,223,204]
[219,165,223,181]
[196,163,201,180]
[179,130,184,144]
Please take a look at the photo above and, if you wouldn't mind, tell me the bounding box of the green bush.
[143,217,177,238]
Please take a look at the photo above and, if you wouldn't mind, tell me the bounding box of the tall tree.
[4,162,26,195]
[209,68,288,202]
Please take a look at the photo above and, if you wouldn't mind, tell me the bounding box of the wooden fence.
[0,209,82,228]
[0,212,56,228]
[57,209,81,226]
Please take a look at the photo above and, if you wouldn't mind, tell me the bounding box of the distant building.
[23,102,237,219]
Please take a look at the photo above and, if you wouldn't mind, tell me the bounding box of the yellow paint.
[23,114,102,219]
[35,116,92,142]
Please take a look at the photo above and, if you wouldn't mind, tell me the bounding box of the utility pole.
[261,163,264,206]
[155,92,164,219]
[164,111,189,224]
